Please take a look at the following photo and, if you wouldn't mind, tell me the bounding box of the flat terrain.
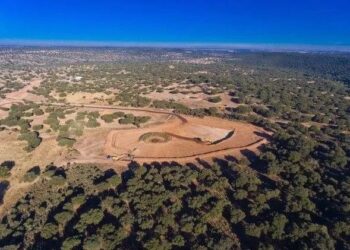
[104,115,267,163]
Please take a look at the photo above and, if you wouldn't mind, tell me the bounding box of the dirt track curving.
[12,101,269,165]
[103,115,269,163]
[0,84,270,166]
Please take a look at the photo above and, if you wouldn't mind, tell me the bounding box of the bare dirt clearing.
[104,114,268,163]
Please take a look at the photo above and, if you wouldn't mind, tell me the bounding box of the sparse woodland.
[0,48,349,249]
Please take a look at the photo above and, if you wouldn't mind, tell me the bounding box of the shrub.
[85,118,100,128]
[101,114,114,123]
[18,119,31,132]
[87,111,100,119]
[207,96,222,103]
[152,100,190,114]
[206,107,219,116]
[50,175,66,186]
[57,136,76,147]
[41,223,59,239]
[76,112,87,120]
[118,114,135,125]
[54,210,74,225]
[44,114,60,131]
[74,208,104,233]
[112,111,125,118]
[22,166,41,182]
[18,131,42,151]
[101,112,125,123]
[235,105,252,114]
[0,161,15,179]
[33,108,44,116]
[32,124,44,131]
[43,165,57,177]
[62,236,81,250]
[134,116,151,127]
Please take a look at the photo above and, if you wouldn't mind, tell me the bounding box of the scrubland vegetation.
[0,47,349,249]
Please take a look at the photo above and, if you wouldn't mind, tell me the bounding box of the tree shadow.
[94,168,117,184]
[254,131,272,140]
[225,106,235,113]
[196,158,212,169]
[1,160,15,171]
[224,155,238,163]
[121,161,140,183]
[27,166,41,175]
[230,97,240,104]
[185,162,201,171]
[212,157,238,181]
[0,180,9,205]
[240,149,259,164]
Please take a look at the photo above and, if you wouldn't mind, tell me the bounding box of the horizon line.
[1,39,350,52]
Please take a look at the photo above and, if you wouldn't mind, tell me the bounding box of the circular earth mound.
[139,132,172,144]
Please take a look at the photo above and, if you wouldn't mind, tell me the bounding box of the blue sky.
[0,0,349,46]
